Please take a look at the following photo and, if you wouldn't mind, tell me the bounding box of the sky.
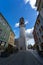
[0,0,38,46]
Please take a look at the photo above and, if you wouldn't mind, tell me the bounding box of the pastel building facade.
[0,13,15,50]
[33,0,43,52]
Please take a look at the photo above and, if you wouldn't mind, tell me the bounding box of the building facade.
[8,32,15,46]
[15,38,19,50]
[33,14,43,51]
[36,0,43,11]
[33,0,43,52]
[0,13,15,50]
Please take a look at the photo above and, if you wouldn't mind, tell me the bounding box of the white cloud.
[27,39,35,46]
[25,27,35,45]
[24,0,37,10]
[25,20,28,25]
[37,11,39,16]
[24,0,29,4]
[15,22,19,27]
[15,20,28,27]
[25,27,34,34]
[25,28,34,40]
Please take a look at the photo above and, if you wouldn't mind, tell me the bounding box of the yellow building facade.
[8,32,15,46]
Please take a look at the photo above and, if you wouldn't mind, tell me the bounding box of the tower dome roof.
[19,17,24,25]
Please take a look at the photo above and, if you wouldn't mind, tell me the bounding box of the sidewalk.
[30,49,43,65]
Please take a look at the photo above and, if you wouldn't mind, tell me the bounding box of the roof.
[0,12,15,36]
[19,17,25,25]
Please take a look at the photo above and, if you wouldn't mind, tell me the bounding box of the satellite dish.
[40,8,43,18]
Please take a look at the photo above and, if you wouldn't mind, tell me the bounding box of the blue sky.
[0,0,38,45]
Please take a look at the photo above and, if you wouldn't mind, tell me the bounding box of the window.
[39,38,41,42]
[3,23,5,26]
[1,17,3,20]
[10,37,11,40]
[39,28,41,33]
[41,42,43,49]
[11,33,12,36]
[4,33,6,38]
[42,35,43,39]
[37,32,39,36]
[0,29,2,35]
[37,19,40,25]
[42,4,43,8]
[41,26,43,31]
[42,5,43,8]
[7,26,10,30]
[0,20,2,23]
[11,32,14,37]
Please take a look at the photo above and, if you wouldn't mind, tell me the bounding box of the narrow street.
[0,0,43,65]
[0,51,43,65]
